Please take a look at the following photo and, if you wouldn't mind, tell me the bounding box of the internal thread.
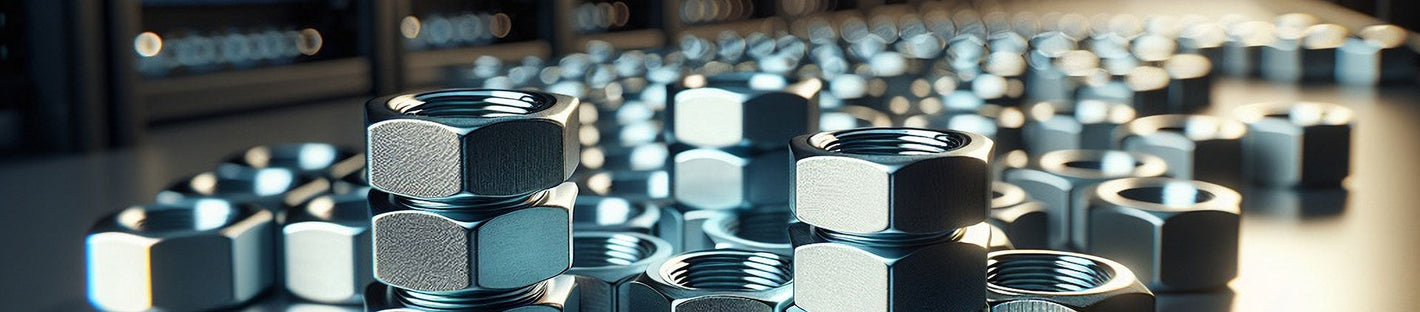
[393,190,546,214]
[395,282,547,310]
[815,227,963,246]
[664,251,792,291]
[573,234,660,267]
[730,211,793,244]
[390,89,553,117]
[988,253,1116,293]
[812,128,970,155]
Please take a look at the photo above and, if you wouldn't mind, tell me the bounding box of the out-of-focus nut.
[671,146,792,210]
[576,169,670,202]
[284,193,372,304]
[1234,102,1354,187]
[669,73,821,149]
[156,167,329,212]
[1086,177,1241,291]
[1003,149,1168,250]
[989,182,1049,249]
[573,196,663,234]
[1338,24,1417,85]
[987,249,1155,312]
[1024,100,1136,154]
[1117,114,1247,188]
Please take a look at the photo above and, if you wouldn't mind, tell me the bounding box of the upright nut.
[621,249,794,312]
[703,209,796,255]
[671,146,792,210]
[790,222,994,312]
[369,182,577,293]
[573,196,663,234]
[283,192,372,304]
[1086,177,1241,291]
[87,199,275,312]
[791,128,993,235]
[1003,149,1168,250]
[987,250,1155,312]
[1336,24,1416,85]
[569,232,673,312]
[1234,102,1354,187]
[989,182,1049,249]
[1116,114,1248,188]
[365,89,579,200]
[365,275,582,311]
[668,73,821,150]
[1024,100,1136,154]
[219,142,363,181]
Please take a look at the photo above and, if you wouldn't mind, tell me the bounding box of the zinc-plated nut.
[1024,100,1137,154]
[621,249,794,312]
[576,169,670,201]
[365,89,579,200]
[668,73,821,150]
[283,192,372,304]
[364,275,582,311]
[703,209,796,255]
[156,168,330,211]
[573,196,663,234]
[1116,114,1248,188]
[791,128,993,235]
[1003,149,1168,250]
[1086,177,1241,291]
[369,182,576,293]
[818,105,893,132]
[86,199,275,312]
[989,182,1049,249]
[987,250,1155,312]
[1233,102,1354,187]
[917,104,1027,157]
[569,232,673,312]
[1337,24,1416,85]
[656,205,729,253]
[219,142,363,181]
[671,146,792,210]
[790,222,993,312]
[1221,21,1274,77]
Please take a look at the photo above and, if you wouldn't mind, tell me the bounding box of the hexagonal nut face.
[791,128,993,235]
[365,89,580,199]
[1117,114,1247,188]
[790,222,992,312]
[621,250,794,312]
[569,232,673,312]
[672,147,791,210]
[369,183,576,293]
[365,275,582,312]
[283,193,372,304]
[1086,177,1241,291]
[1234,102,1353,187]
[1003,149,1168,250]
[671,78,820,149]
[86,200,275,312]
[987,250,1154,312]
[703,209,796,255]
[989,182,1049,249]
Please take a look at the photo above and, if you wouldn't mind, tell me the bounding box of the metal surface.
[790,222,994,312]
[1116,114,1248,188]
[1233,101,1354,187]
[989,182,1050,249]
[1086,177,1242,292]
[1003,149,1169,250]
[987,250,1155,312]
[621,249,794,312]
[702,209,796,255]
[567,232,672,312]
[283,192,372,304]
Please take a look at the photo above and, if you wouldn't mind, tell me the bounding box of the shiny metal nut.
[1335,24,1416,84]
[704,209,795,255]
[1003,150,1168,250]
[669,74,821,149]
[1024,100,1136,154]
[156,168,330,211]
[573,196,663,234]
[576,169,670,202]
[672,146,792,210]
[579,143,669,173]
[989,182,1049,249]
[365,89,579,200]
[621,249,794,312]
[1086,177,1241,291]
[220,142,363,181]
[1117,114,1248,189]
[791,128,993,235]
[86,199,275,312]
[987,250,1155,312]
[656,206,729,253]
[1300,24,1348,82]
[369,182,576,293]
[364,275,582,311]
[790,222,993,312]
[569,232,673,312]
[283,192,372,304]
[1234,102,1354,187]
[983,223,1016,252]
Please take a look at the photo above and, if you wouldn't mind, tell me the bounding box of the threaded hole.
[1118,184,1215,206]
[811,128,970,155]
[389,89,553,117]
[988,253,1116,293]
[573,234,660,267]
[729,211,793,244]
[664,251,793,291]
[116,200,244,232]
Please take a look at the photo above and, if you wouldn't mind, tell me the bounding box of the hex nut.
[283,192,372,304]
[1116,114,1248,189]
[791,128,993,235]
[568,232,673,312]
[364,275,582,311]
[369,182,577,293]
[1336,24,1416,85]
[672,146,793,210]
[621,249,794,312]
[987,250,1155,312]
[920,104,1027,157]
[1087,177,1241,291]
[155,168,330,211]
[219,142,363,181]
[365,89,579,200]
[790,222,993,312]
[1024,100,1136,154]
[656,205,731,253]
[669,73,821,149]
[573,196,663,234]
[1234,102,1354,187]
[86,199,275,312]
[1003,149,1168,250]
[989,182,1049,249]
[703,209,796,255]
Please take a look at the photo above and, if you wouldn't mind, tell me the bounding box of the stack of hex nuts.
[362,89,582,311]
[663,72,821,253]
[789,127,994,312]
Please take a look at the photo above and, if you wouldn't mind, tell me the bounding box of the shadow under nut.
[1086,177,1241,291]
